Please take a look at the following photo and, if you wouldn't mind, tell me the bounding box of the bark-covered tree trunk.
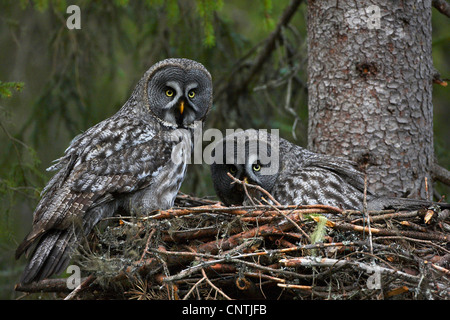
[307,0,434,200]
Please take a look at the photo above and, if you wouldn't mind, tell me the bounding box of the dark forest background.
[0,0,448,298]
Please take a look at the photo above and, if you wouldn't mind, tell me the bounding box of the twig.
[139,229,156,263]
[158,256,226,283]
[64,275,96,300]
[344,209,396,216]
[433,0,450,18]
[201,268,233,300]
[363,172,374,255]
[182,276,206,300]
[176,193,220,205]
[400,220,428,232]
[372,236,450,255]
[385,286,409,298]
[15,278,75,293]
[162,225,241,242]
[333,222,449,242]
[428,261,450,276]
[350,210,419,224]
[283,77,299,140]
[264,200,311,241]
[227,172,281,206]
[277,283,312,291]
[432,163,450,186]
[240,0,304,89]
[280,256,420,284]
[245,272,286,284]
[242,177,258,206]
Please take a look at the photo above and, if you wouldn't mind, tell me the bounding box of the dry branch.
[433,0,450,18]
[235,0,304,91]
[15,278,74,294]
[432,163,450,186]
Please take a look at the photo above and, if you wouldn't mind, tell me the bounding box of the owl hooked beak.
[179,100,185,115]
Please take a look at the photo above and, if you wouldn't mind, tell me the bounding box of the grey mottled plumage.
[16,58,212,284]
[210,130,449,211]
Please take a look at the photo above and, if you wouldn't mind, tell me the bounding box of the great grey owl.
[16,58,212,284]
[210,129,449,211]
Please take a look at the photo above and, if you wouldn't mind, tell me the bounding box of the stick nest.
[17,193,450,300]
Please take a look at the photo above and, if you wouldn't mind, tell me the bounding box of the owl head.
[126,58,212,129]
[210,129,282,206]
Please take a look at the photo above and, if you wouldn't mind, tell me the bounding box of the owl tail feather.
[16,203,116,285]
[367,196,450,211]
[18,230,75,284]
[15,228,46,261]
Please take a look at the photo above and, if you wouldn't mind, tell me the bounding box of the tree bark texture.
[307,0,434,199]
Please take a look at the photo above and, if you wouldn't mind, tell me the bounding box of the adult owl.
[16,58,212,284]
[210,129,449,211]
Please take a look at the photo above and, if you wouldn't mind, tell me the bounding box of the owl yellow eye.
[252,163,261,172]
[188,90,195,99]
[166,89,174,97]
[228,165,237,174]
